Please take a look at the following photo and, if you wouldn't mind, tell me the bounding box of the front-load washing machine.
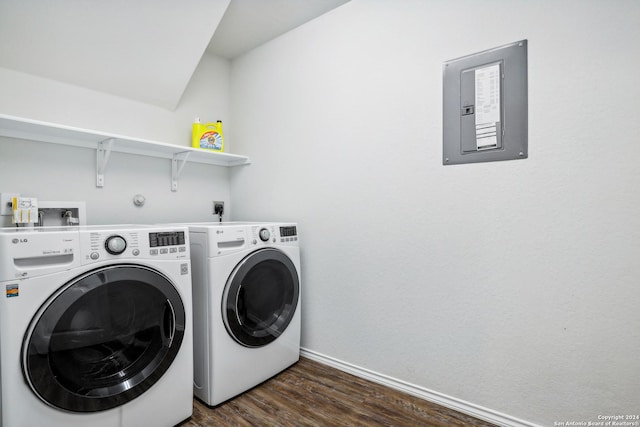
[187,222,301,406]
[0,225,193,427]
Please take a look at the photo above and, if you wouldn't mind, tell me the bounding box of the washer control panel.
[105,235,127,255]
[149,231,185,247]
[82,227,189,262]
[148,231,187,256]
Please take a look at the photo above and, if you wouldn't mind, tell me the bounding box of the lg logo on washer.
[12,238,28,244]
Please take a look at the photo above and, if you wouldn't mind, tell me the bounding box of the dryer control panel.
[279,226,298,243]
[249,224,298,246]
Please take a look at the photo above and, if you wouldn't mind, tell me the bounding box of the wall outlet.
[213,201,224,216]
[0,193,20,216]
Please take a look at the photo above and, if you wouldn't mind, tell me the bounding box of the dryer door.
[223,248,299,348]
[22,265,186,412]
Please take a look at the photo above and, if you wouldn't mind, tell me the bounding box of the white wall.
[0,53,234,225]
[229,0,640,425]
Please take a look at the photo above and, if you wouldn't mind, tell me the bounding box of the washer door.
[222,248,299,348]
[22,265,185,412]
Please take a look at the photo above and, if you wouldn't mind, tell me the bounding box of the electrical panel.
[443,40,528,165]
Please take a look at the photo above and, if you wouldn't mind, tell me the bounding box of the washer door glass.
[223,248,299,348]
[22,265,185,412]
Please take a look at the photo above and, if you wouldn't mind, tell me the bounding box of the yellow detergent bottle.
[192,118,224,152]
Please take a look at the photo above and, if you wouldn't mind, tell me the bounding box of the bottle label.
[199,131,223,150]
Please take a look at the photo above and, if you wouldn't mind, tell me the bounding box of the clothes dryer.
[187,222,301,406]
[0,225,193,427]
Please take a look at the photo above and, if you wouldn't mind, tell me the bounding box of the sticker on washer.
[6,284,18,298]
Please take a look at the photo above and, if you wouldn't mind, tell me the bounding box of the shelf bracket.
[171,151,191,192]
[96,138,114,188]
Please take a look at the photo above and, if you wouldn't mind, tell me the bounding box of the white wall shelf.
[0,114,250,191]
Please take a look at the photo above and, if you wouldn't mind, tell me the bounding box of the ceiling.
[0,0,231,110]
[0,0,350,110]
[207,0,350,59]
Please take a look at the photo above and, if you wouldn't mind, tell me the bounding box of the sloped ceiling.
[0,0,230,111]
[207,0,350,59]
[0,0,350,111]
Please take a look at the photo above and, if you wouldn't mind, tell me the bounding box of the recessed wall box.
[443,40,528,165]
[37,201,87,226]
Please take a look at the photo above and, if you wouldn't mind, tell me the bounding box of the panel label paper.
[475,63,501,150]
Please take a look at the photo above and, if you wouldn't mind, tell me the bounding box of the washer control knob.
[90,252,100,260]
[259,228,270,242]
[105,235,127,255]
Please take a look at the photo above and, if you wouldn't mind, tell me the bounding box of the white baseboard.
[300,348,541,427]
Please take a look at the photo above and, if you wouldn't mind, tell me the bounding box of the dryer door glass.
[223,248,299,347]
[22,265,186,412]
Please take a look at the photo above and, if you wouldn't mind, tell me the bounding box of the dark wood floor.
[179,357,497,427]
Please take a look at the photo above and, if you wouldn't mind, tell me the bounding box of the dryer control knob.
[259,228,270,242]
[105,235,127,255]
